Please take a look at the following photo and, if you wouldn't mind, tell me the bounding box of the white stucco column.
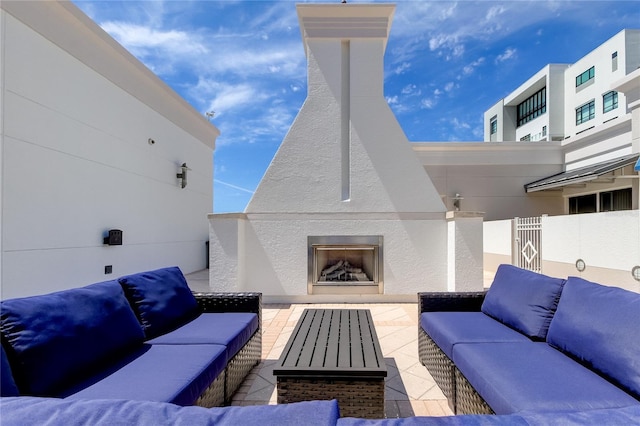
[208,213,246,292]
[447,211,485,291]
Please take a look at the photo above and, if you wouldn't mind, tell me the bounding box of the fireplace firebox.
[308,236,383,294]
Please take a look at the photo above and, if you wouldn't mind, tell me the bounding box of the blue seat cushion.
[420,312,529,359]
[547,276,640,399]
[147,312,259,361]
[62,343,227,406]
[0,281,144,395]
[0,397,341,426]
[1,344,20,396]
[338,406,640,425]
[481,264,565,340]
[453,342,639,414]
[118,267,199,339]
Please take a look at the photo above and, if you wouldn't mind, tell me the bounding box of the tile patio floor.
[186,271,453,419]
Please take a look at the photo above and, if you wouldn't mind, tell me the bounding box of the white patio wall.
[1,3,218,298]
[483,211,640,292]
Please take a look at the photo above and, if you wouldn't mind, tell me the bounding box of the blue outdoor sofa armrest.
[418,291,487,314]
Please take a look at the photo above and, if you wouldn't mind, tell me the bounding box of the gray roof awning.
[525,153,640,193]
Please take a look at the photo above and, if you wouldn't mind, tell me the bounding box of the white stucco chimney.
[209,3,483,302]
[246,4,445,214]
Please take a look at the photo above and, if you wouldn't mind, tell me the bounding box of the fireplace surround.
[308,236,383,295]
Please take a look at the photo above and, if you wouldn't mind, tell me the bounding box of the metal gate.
[513,216,543,272]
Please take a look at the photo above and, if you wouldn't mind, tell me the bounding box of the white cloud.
[395,62,411,75]
[486,6,506,21]
[444,82,456,92]
[463,57,486,75]
[401,84,421,96]
[451,118,471,130]
[496,48,517,63]
[421,98,436,109]
[214,179,255,194]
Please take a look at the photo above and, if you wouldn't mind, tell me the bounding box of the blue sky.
[73,0,640,213]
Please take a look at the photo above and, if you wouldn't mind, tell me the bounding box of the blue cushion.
[1,344,20,396]
[338,406,640,425]
[0,281,144,396]
[453,342,639,414]
[547,276,640,399]
[62,343,227,406]
[0,397,341,426]
[420,312,529,359]
[118,267,199,339]
[338,413,528,425]
[147,313,259,361]
[481,264,565,340]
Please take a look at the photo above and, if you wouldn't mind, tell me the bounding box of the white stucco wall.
[483,211,640,292]
[1,3,218,298]
[210,213,449,301]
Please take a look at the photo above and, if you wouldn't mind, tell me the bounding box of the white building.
[482,29,640,216]
[1,1,219,298]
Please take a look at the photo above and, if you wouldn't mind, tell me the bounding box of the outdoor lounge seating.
[0,266,261,407]
[2,263,640,424]
[418,264,640,416]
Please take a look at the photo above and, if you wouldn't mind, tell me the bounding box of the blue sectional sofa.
[418,264,640,416]
[0,266,261,407]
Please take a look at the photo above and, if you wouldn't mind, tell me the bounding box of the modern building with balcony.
[483,29,640,215]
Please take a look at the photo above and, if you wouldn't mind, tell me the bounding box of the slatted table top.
[273,309,387,378]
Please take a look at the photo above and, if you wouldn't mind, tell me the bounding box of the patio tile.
[205,301,450,419]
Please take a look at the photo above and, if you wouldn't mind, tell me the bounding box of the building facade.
[483,29,640,215]
[1,1,219,298]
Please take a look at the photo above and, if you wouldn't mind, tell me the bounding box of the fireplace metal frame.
[308,235,383,295]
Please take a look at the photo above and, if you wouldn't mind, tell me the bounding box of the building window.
[600,188,632,212]
[569,194,596,214]
[542,126,547,137]
[576,100,595,125]
[520,134,531,141]
[490,116,497,135]
[569,188,632,214]
[517,87,546,127]
[612,51,618,72]
[603,91,618,113]
[576,66,595,87]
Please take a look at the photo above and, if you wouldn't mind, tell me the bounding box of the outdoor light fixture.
[575,259,586,272]
[177,163,190,189]
[632,266,640,282]
[452,193,464,211]
[103,229,123,246]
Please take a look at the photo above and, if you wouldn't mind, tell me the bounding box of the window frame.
[516,87,546,127]
[576,66,595,87]
[490,116,498,135]
[603,91,618,113]
[576,100,595,125]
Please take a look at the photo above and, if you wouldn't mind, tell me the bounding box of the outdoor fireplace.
[308,236,383,294]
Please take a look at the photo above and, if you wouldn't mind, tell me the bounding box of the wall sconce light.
[177,163,190,189]
[452,193,464,211]
[575,259,586,272]
[103,229,123,246]
[632,266,640,282]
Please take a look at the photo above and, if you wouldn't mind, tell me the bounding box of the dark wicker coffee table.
[273,308,387,418]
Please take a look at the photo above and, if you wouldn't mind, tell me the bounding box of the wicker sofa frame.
[417,291,490,414]
[193,292,262,407]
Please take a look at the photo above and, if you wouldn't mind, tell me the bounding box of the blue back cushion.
[0,281,144,395]
[118,267,199,339]
[481,264,565,339]
[547,277,640,398]
[1,344,20,396]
